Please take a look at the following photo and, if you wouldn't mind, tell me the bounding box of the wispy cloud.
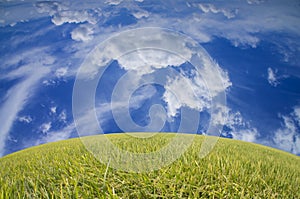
[18,115,33,124]
[231,128,259,143]
[58,110,67,123]
[132,10,149,19]
[247,0,265,5]
[212,104,259,142]
[73,83,159,136]
[40,122,52,134]
[273,106,300,155]
[3,0,300,51]
[4,0,297,59]
[55,67,69,78]
[1,0,299,155]
[105,0,123,6]
[198,3,238,19]
[77,28,194,79]
[163,60,231,118]
[19,0,298,71]
[35,123,75,146]
[35,1,98,26]
[0,65,49,156]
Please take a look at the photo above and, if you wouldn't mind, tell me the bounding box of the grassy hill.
[0,133,299,198]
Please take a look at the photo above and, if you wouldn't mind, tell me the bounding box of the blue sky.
[0,0,300,157]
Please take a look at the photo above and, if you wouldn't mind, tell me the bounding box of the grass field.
[0,133,299,198]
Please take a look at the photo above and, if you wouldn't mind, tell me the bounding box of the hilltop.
[0,133,299,198]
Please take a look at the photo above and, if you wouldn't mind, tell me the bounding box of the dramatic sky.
[0,0,300,157]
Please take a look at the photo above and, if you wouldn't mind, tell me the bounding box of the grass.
[0,133,299,198]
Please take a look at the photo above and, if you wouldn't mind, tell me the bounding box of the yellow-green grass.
[0,133,299,198]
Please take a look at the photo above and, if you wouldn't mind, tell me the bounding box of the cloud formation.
[267,67,279,87]
[163,74,210,118]
[51,10,97,26]
[35,1,98,26]
[198,3,238,19]
[71,24,94,42]
[1,0,299,156]
[105,0,123,6]
[212,104,259,142]
[35,123,75,146]
[78,28,194,78]
[18,116,33,124]
[40,122,52,134]
[273,107,300,155]
[55,67,68,78]
[0,65,49,156]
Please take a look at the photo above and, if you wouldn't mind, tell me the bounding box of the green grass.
[0,133,299,198]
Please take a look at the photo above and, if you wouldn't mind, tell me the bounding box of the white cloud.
[3,0,300,58]
[55,67,68,78]
[29,0,299,71]
[131,2,300,52]
[0,2,43,27]
[197,56,232,96]
[247,0,265,5]
[71,24,94,42]
[293,107,300,126]
[18,115,33,123]
[105,0,123,5]
[108,82,157,112]
[50,106,67,123]
[73,83,158,135]
[75,86,155,135]
[1,48,55,71]
[0,49,53,156]
[58,110,67,123]
[75,108,101,136]
[79,28,195,79]
[211,104,259,142]
[40,122,52,134]
[42,67,71,87]
[118,49,188,76]
[132,10,150,19]
[163,89,181,118]
[42,79,56,86]
[35,1,98,26]
[198,3,238,19]
[129,85,157,109]
[1,1,101,27]
[163,75,210,118]
[1,0,299,154]
[273,106,300,155]
[35,1,66,16]
[162,56,231,118]
[35,123,75,146]
[76,27,232,133]
[231,128,258,143]
[0,65,49,156]
[267,67,279,87]
[7,135,17,143]
[210,103,230,126]
[50,106,57,114]
[52,10,97,26]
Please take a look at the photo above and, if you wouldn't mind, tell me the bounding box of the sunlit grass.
[0,133,299,198]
